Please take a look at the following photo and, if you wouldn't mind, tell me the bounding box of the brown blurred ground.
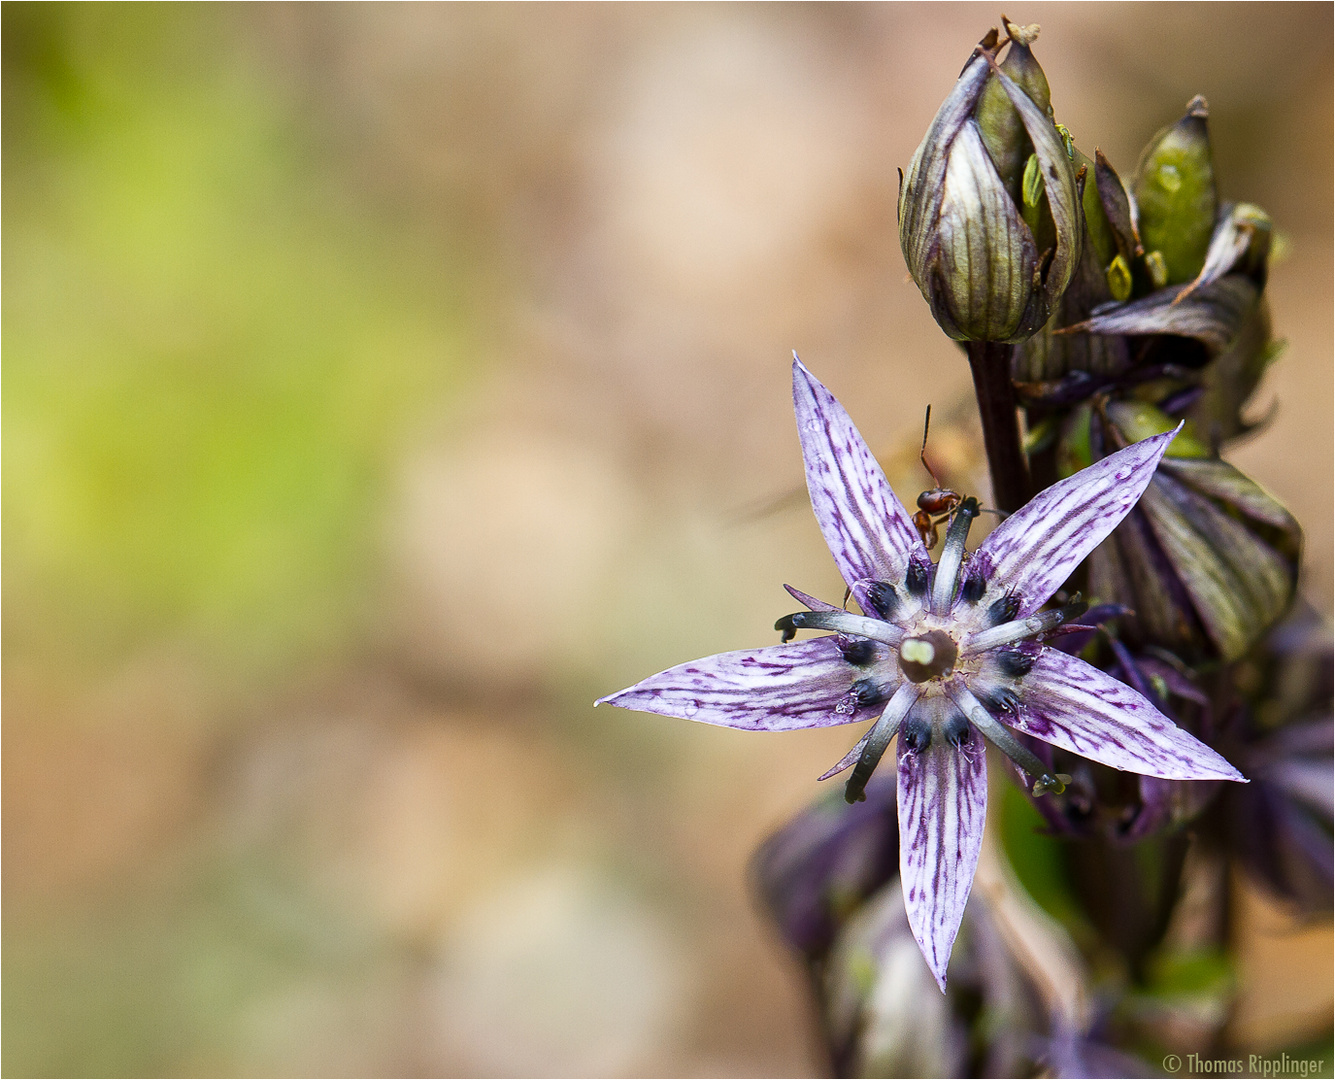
[4,4,1331,1076]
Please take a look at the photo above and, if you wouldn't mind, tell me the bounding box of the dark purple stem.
[966,340,1032,513]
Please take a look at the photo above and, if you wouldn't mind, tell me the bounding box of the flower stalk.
[967,339,1032,512]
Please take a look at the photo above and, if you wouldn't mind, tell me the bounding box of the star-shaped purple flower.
[598,358,1245,990]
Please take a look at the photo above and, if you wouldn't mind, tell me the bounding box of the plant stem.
[966,340,1031,513]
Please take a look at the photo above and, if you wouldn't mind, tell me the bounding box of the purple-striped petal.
[898,721,988,992]
[973,429,1179,616]
[1011,648,1246,781]
[596,637,886,731]
[792,358,926,592]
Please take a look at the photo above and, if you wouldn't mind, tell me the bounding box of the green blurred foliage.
[3,4,471,681]
[4,853,391,1077]
[3,8,484,1071]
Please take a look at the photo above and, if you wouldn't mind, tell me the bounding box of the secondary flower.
[598,358,1245,990]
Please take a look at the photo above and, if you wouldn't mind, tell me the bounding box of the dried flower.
[599,359,1244,988]
[1216,605,1334,913]
[751,772,899,968]
[1082,400,1300,663]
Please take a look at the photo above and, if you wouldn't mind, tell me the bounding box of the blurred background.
[4,4,1331,1075]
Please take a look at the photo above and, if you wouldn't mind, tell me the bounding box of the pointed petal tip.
[911,923,950,992]
[1215,762,1249,784]
[788,352,927,588]
[1139,420,1183,462]
[791,353,815,390]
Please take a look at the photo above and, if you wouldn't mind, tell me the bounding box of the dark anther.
[995,648,1037,678]
[942,712,970,747]
[851,679,892,708]
[863,581,898,620]
[901,716,932,753]
[775,611,818,642]
[1055,595,1089,626]
[978,686,1020,714]
[905,559,930,597]
[960,573,987,604]
[839,637,877,666]
[986,592,1021,627]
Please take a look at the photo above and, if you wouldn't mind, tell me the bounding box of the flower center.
[898,630,958,683]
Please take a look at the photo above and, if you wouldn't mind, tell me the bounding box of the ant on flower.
[913,405,963,549]
[912,406,1007,549]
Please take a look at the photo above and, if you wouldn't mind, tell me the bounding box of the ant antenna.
[919,405,944,489]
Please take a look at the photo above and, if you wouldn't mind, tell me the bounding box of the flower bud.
[1093,149,1143,268]
[1134,96,1217,285]
[899,24,1081,342]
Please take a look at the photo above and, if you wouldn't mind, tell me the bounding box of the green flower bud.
[1144,250,1170,289]
[899,25,1081,343]
[1134,96,1217,285]
[1106,254,1133,302]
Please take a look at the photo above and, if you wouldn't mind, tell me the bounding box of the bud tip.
[1001,16,1041,47]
